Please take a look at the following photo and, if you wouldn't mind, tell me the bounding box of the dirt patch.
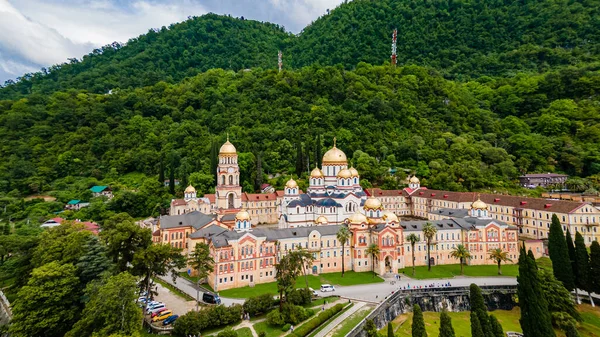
[154,281,196,316]
[24,195,56,202]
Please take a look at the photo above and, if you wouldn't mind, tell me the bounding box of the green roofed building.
[90,185,113,199]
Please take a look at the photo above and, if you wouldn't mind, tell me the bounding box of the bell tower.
[216,135,242,209]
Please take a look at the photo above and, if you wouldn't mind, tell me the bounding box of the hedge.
[291,303,346,337]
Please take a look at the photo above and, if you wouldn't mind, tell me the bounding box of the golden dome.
[363,196,383,211]
[349,167,359,178]
[310,167,324,178]
[219,140,237,155]
[337,168,352,179]
[315,215,328,225]
[472,198,488,210]
[235,209,251,221]
[382,211,399,223]
[322,139,347,164]
[410,176,420,184]
[285,178,298,189]
[184,185,196,193]
[348,211,368,225]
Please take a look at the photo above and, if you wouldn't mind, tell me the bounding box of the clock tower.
[216,136,242,209]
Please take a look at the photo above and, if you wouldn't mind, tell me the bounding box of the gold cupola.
[363,196,383,211]
[322,138,347,165]
[310,167,324,178]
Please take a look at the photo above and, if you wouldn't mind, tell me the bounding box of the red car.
[151,307,169,318]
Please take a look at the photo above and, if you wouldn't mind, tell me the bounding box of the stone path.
[312,301,366,337]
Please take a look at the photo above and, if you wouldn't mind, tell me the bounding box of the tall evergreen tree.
[574,232,595,307]
[412,304,427,337]
[387,322,394,337]
[590,241,600,295]
[489,314,504,337]
[548,214,575,291]
[210,138,218,178]
[75,236,113,285]
[315,134,322,168]
[438,310,455,337]
[469,283,491,336]
[470,311,484,337]
[158,157,165,185]
[295,139,304,176]
[255,152,263,191]
[517,247,556,337]
[566,228,579,302]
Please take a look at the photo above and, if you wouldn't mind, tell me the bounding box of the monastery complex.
[154,139,600,291]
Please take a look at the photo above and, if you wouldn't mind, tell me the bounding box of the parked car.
[309,288,319,297]
[145,301,161,309]
[151,307,169,318]
[152,310,173,322]
[202,292,221,304]
[147,303,166,314]
[320,284,335,292]
[163,314,179,326]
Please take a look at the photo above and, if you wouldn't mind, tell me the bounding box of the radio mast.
[391,29,397,67]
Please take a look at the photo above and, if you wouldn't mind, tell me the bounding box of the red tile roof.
[242,192,278,201]
[171,199,187,206]
[204,194,216,203]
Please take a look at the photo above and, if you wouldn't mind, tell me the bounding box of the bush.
[287,288,312,306]
[281,303,311,325]
[217,328,238,337]
[173,304,243,336]
[244,293,276,316]
[282,324,292,332]
[258,332,266,337]
[291,303,346,337]
[266,309,285,326]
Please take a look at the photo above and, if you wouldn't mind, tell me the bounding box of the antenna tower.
[278,50,283,73]
[391,29,397,67]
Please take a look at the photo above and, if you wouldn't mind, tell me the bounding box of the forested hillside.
[2,0,599,100]
[291,0,600,78]
[2,63,600,206]
[0,14,291,99]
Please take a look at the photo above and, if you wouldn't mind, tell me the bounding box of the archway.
[228,193,234,209]
[429,257,436,266]
[385,255,392,273]
[312,266,318,274]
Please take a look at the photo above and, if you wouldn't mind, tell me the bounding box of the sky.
[0,0,344,83]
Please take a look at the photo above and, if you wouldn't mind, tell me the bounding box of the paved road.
[159,275,244,306]
[313,301,366,337]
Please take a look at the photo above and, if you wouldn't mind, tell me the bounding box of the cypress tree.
[158,157,165,185]
[411,304,427,337]
[315,134,322,168]
[566,228,577,278]
[574,232,595,306]
[565,322,580,337]
[590,241,600,295]
[548,214,575,291]
[517,247,556,337]
[489,314,504,337]
[438,310,455,337]
[469,283,491,336]
[295,139,303,177]
[470,311,484,337]
[210,139,218,179]
[387,322,394,337]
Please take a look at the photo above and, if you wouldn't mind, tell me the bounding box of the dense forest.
[2,0,599,99]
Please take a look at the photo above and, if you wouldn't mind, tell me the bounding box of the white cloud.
[267,0,343,30]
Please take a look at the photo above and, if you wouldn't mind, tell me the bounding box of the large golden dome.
[348,211,368,225]
[349,167,359,178]
[220,140,237,155]
[235,209,251,221]
[310,167,323,178]
[382,211,399,223]
[286,178,298,189]
[471,198,488,210]
[315,215,328,225]
[410,176,420,184]
[322,139,347,165]
[184,185,196,193]
[363,196,383,211]
[337,168,352,179]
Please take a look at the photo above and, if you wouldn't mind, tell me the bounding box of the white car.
[320,284,335,292]
[147,303,166,314]
[309,288,319,297]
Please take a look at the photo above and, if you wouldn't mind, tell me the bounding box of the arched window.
[229,175,233,185]
[354,178,357,184]
[221,175,225,185]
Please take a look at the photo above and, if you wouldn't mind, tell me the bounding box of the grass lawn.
[331,307,373,337]
[398,263,519,280]
[219,275,322,298]
[236,327,253,337]
[306,296,339,308]
[319,271,384,286]
[253,321,284,337]
[306,303,354,337]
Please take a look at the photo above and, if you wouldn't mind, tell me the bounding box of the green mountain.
[0,14,291,99]
[290,0,600,78]
[2,0,600,100]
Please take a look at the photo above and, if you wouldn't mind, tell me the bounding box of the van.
[320,284,335,292]
[152,310,173,322]
[202,292,221,304]
[147,303,166,314]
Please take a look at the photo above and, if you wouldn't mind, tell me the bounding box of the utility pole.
[278,50,283,73]
[391,29,397,67]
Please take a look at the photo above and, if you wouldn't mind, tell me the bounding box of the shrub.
[267,309,285,326]
[258,332,267,337]
[173,304,243,336]
[287,288,312,306]
[217,328,238,337]
[244,293,275,316]
[291,303,346,337]
[281,303,311,324]
[282,324,292,332]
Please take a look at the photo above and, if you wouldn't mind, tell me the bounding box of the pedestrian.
[290,325,294,332]
[322,305,325,311]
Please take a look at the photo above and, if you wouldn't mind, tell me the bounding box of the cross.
[333,137,337,147]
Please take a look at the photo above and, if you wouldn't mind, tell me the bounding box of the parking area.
[153,281,196,316]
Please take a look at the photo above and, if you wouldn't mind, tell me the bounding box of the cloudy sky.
[0,0,344,83]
